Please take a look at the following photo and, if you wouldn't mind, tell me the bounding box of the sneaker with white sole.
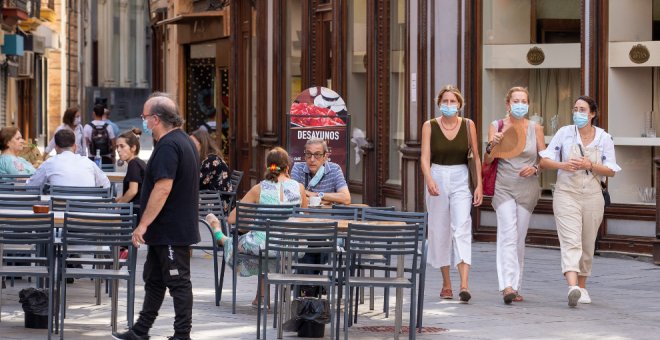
[567,286,581,307]
[578,288,591,304]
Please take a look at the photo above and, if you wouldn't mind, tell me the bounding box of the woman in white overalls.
[540,96,620,307]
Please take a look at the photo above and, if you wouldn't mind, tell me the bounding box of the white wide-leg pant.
[495,199,532,291]
[425,164,473,268]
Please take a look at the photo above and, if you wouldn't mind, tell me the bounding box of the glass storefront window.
[346,0,367,183]
[387,0,406,186]
[482,0,581,196]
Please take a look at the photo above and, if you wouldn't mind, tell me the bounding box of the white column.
[135,0,148,88]
[119,0,131,87]
[104,0,116,87]
[97,0,107,86]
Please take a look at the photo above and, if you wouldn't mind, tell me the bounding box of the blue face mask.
[573,112,589,128]
[440,104,459,117]
[142,118,153,136]
[510,103,528,119]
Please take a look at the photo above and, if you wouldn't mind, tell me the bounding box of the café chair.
[49,185,112,198]
[258,219,338,340]
[0,213,56,339]
[360,209,428,328]
[343,222,420,340]
[229,201,297,314]
[59,211,136,339]
[195,191,226,306]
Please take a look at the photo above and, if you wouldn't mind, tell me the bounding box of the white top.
[83,119,116,155]
[44,124,85,156]
[27,151,111,188]
[539,125,621,178]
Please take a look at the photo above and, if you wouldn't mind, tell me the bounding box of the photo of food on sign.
[288,86,350,176]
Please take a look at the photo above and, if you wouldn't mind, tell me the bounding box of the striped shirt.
[291,161,348,193]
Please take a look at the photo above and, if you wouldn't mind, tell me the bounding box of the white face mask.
[74,117,81,125]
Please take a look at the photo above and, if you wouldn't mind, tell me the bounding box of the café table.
[105,171,127,183]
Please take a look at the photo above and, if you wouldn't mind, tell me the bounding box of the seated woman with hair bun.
[204,146,308,306]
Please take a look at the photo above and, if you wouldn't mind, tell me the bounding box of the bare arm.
[132,178,173,247]
[420,120,439,196]
[227,184,261,225]
[299,183,309,207]
[468,119,483,206]
[320,186,351,205]
[115,181,139,203]
[484,122,498,165]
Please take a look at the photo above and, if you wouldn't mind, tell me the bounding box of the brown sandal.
[459,289,471,303]
[440,288,453,299]
[513,291,524,302]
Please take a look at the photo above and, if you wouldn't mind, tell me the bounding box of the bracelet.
[589,162,594,171]
[532,165,539,175]
[486,142,494,155]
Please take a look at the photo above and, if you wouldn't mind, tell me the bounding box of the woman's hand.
[472,185,483,206]
[426,177,440,196]
[518,166,537,177]
[491,132,504,145]
[566,158,589,172]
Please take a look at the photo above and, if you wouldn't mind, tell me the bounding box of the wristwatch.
[318,192,325,199]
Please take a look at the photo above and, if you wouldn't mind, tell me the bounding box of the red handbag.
[482,119,503,196]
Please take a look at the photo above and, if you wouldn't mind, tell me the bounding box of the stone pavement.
[1,242,659,339]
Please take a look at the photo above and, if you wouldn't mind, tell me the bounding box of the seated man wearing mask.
[291,137,351,205]
[28,129,110,188]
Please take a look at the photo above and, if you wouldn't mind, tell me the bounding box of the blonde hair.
[436,85,465,109]
[505,86,529,104]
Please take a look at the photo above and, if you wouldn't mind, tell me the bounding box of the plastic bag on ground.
[282,297,330,334]
[19,288,49,315]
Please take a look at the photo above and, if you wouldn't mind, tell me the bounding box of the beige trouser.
[553,183,604,276]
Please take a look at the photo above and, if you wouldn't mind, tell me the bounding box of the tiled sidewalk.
[1,242,659,339]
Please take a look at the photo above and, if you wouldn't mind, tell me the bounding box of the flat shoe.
[205,213,220,227]
[440,288,453,299]
[459,290,471,303]
[568,286,581,307]
[513,292,524,302]
[503,292,516,305]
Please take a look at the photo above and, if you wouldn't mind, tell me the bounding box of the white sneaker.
[567,286,581,307]
[578,288,591,304]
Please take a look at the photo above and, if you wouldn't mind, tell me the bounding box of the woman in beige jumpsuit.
[540,96,620,307]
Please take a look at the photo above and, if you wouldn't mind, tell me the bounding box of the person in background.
[103,108,121,137]
[84,103,116,164]
[114,128,147,214]
[190,128,232,213]
[113,92,199,340]
[290,138,351,205]
[45,107,85,156]
[539,95,619,307]
[421,85,482,303]
[204,147,307,307]
[484,86,545,304]
[0,126,36,175]
[27,129,110,188]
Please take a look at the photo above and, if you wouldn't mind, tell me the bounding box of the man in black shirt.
[113,93,200,340]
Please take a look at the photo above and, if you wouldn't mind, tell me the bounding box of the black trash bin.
[282,297,330,338]
[19,288,49,329]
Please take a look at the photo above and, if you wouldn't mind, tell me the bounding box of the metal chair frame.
[0,213,56,339]
[59,210,136,339]
[229,201,297,314]
[343,222,419,340]
[359,208,428,328]
[258,219,338,340]
[194,191,227,306]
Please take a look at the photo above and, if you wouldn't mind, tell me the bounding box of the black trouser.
[133,245,193,339]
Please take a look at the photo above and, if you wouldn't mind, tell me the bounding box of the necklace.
[439,117,460,131]
[579,126,595,141]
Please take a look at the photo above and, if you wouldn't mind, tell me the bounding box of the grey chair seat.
[267,273,333,285]
[64,267,129,279]
[347,276,412,287]
[0,266,50,275]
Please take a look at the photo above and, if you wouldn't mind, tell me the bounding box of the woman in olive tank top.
[421,85,483,303]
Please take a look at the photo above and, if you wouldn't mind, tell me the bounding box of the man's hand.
[132,224,148,248]
[305,190,320,198]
